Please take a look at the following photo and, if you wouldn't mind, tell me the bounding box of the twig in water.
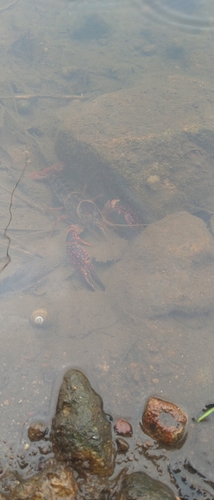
[0,147,28,273]
[0,182,47,212]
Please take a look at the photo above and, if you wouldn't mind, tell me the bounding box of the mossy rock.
[51,369,115,476]
[117,471,177,500]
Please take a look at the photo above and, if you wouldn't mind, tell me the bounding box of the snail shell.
[30,308,50,328]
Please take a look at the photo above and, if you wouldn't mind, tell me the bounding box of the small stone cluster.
[0,369,183,500]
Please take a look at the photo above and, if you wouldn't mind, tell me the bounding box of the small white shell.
[30,309,50,328]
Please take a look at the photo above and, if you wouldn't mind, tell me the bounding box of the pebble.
[116,438,129,453]
[28,422,49,442]
[114,418,133,437]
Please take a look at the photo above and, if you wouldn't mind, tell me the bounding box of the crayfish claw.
[79,270,96,292]
[89,266,105,291]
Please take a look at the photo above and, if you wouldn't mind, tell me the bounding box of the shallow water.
[0,0,214,495]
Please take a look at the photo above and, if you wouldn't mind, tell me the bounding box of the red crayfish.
[31,162,142,291]
[66,225,105,292]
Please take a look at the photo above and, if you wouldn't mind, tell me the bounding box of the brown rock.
[142,397,187,446]
[55,81,214,222]
[116,438,129,453]
[109,212,214,318]
[9,463,78,500]
[28,422,49,442]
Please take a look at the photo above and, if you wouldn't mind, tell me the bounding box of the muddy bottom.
[0,0,214,496]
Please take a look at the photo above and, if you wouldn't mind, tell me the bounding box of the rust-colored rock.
[142,397,187,446]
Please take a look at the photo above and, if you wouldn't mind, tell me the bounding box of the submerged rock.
[109,212,214,318]
[54,130,154,225]
[51,369,115,476]
[116,471,177,500]
[55,78,214,223]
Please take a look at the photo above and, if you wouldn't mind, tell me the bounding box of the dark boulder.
[116,471,177,500]
[51,369,115,476]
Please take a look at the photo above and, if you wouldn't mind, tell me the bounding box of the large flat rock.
[55,78,214,222]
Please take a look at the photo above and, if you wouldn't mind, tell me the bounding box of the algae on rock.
[51,369,115,476]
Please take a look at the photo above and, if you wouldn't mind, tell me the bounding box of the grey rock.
[116,471,177,500]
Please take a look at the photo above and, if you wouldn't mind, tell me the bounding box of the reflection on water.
[140,0,214,30]
[0,0,214,495]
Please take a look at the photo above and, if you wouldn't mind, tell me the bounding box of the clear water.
[0,0,214,494]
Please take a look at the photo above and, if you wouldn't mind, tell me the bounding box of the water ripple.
[135,0,214,31]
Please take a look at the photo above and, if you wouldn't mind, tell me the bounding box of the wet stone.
[142,397,187,446]
[0,472,20,497]
[51,369,115,476]
[116,438,129,453]
[110,212,214,318]
[116,471,177,500]
[28,422,49,442]
[8,463,78,500]
[114,419,133,437]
